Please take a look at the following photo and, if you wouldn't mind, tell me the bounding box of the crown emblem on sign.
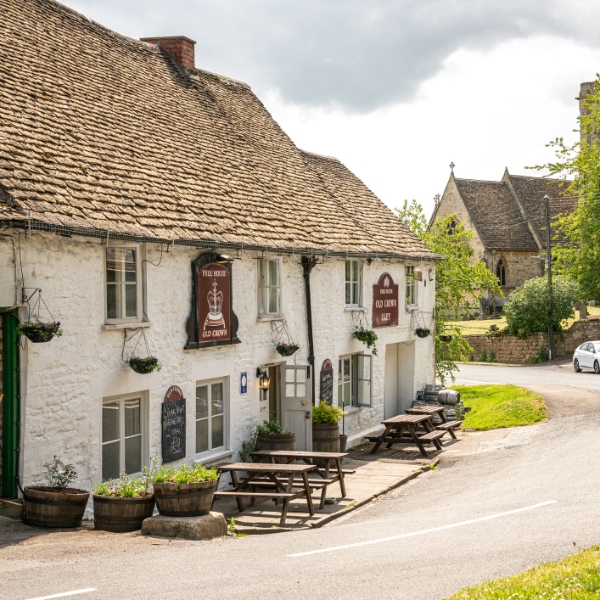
[204,279,225,329]
[384,276,390,288]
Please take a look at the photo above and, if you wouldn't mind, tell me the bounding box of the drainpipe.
[301,257,317,405]
[1,309,19,499]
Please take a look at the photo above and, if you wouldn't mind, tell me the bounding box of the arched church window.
[496,259,507,286]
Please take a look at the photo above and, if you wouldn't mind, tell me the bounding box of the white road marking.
[288,500,558,557]
[26,589,97,600]
[454,379,495,385]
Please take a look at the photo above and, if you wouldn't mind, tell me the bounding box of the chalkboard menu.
[162,386,186,463]
[319,359,334,405]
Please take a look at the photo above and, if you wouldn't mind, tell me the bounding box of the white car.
[573,341,600,373]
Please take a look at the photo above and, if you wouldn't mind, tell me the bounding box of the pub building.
[0,0,438,501]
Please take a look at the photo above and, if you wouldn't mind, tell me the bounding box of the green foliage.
[447,545,600,599]
[44,456,77,489]
[532,75,600,300]
[255,419,292,435]
[128,356,162,374]
[353,327,378,356]
[532,346,549,364]
[18,320,63,342]
[152,461,219,485]
[395,199,428,239]
[312,401,345,424]
[455,385,547,431]
[504,275,580,338]
[424,215,502,384]
[94,472,148,497]
[239,440,255,463]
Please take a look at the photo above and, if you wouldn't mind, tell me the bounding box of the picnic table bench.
[213,462,316,526]
[250,450,348,508]
[406,405,462,439]
[367,414,445,457]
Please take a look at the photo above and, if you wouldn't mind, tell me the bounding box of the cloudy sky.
[64,0,600,217]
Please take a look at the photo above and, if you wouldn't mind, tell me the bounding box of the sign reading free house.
[185,253,240,349]
[372,272,399,328]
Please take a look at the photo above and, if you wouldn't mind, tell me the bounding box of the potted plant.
[415,327,431,338]
[353,326,378,356]
[93,468,155,532]
[128,356,161,374]
[152,461,220,517]
[23,456,89,528]
[312,402,345,465]
[253,419,295,460]
[275,342,300,357]
[17,320,63,343]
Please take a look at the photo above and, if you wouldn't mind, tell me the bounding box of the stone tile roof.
[0,0,435,260]
[454,178,538,250]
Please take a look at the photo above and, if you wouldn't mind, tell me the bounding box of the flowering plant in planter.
[128,356,161,374]
[152,461,219,486]
[275,342,300,357]
[17,320,63,343]
[353,326,378,356]
[415,327,431,338]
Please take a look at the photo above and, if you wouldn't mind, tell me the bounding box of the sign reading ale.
[372,272,399,328]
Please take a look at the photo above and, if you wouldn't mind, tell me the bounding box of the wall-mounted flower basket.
[353,327,378,356]
[415,328,431,338]
[17,320,63,343]
[440,334,452,342]
[275,342,299,357]
[128,356,161,374]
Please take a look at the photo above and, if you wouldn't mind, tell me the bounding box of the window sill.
[101,322,152,330]
[405,305,419,312]
[194,449,234,466]
[345,307,365,312]
[257,315,285,322]
[343,406,361,415]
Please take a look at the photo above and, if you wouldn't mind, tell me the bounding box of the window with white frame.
[338,354,372,408]
[405,266,417,307]
[345,259,362,307]
[196,379,228,457]
[105,245,143,323]
[102,395,146,481]
[258,257,282,317]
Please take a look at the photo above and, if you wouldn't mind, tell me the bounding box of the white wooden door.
[280,365,312,451]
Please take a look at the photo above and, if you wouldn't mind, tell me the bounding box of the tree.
[395,199,427,239]
[424,215,502,384]
[504,276,580,338]
[533,75,600,300]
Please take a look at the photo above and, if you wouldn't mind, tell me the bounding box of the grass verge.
[446,545,600,599]
[454,384,547,430]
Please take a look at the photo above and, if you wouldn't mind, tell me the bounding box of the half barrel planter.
[255,432,296,463]
[23,486,90,528]
[93,493,156,532]
[312,423,340,467]
[153,480,219,517]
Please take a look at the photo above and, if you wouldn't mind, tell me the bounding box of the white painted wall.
[0,233,436,491]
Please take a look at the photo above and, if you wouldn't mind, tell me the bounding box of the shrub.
[312,401,345,424]
[504,275,580,338]
[256,419,292,435]
[44,456,77,489]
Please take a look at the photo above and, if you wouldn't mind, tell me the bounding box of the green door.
[1,309,18,498]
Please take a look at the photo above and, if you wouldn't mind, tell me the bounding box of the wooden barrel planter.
[154,480,219,517]
[312,423,340,467]
[255,432,296,463]
[23,486,89,528]
[93,494,155,532]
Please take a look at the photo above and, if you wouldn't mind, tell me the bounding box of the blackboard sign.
[162,397,186,463]
[320,359,334,405]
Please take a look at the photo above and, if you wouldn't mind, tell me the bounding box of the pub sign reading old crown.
[185,253,240,349]
[372,272,399,328]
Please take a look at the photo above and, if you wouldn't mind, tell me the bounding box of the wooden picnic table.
[213,462,316,526]
[368,414,445,457]
[250,450,348,508]
[406,405,462,439]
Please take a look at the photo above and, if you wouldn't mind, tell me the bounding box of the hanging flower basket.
[17,320,63,343]
[128,356,162,374]
[353,327,378,356]
[415,327,431,338]
[275,342,299,357]
[440,334,452,342]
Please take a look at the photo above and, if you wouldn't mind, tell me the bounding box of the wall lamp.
[256,367,271,398]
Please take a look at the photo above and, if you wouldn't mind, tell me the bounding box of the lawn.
[446,545,600,599]
[455,384,547,430]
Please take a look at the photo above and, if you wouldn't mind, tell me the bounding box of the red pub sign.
[372,272,399,328]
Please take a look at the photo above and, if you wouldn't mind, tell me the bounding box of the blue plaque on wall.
[240,372,248,394]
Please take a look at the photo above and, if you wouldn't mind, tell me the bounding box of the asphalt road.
[3,365,600,600]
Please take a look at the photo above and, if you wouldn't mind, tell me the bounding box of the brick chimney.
[140,36,196,69]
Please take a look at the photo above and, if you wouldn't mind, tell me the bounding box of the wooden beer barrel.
[255,432,296,462]
[93,494,155,532]
[154,480,218,517]
[23,486,89,528]
[312,423,340,466]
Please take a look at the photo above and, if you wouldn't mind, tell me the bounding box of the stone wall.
[0,233,436,490]
[466,320,600,363]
